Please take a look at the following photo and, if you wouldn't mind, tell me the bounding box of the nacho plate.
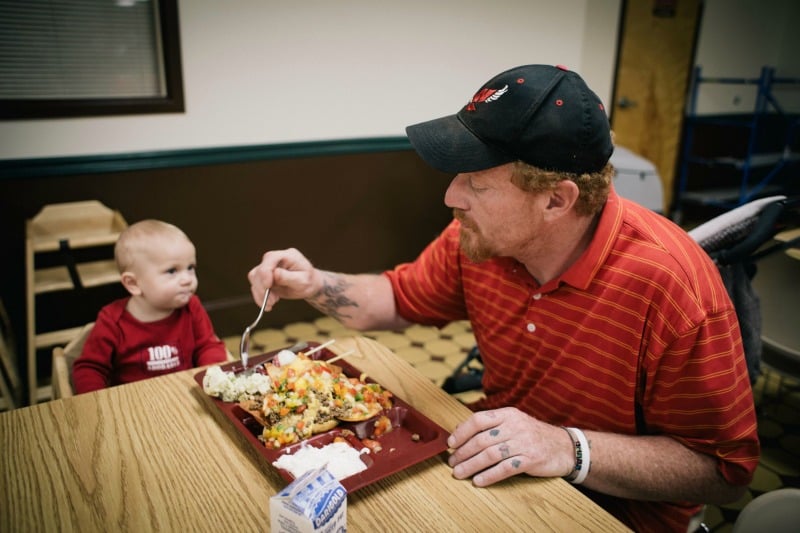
[195,342,451,492]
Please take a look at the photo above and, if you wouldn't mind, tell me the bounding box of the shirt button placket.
[527,293,542,333]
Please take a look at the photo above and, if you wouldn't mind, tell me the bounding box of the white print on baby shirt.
[146,344,181,372]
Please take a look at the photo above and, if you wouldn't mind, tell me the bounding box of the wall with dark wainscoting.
[0,139,453,398]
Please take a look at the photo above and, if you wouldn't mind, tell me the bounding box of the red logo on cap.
[466,85,508,111]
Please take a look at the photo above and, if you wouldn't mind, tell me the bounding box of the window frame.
[0,0,184,120]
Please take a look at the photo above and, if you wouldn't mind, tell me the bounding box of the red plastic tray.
[194,342,451,492]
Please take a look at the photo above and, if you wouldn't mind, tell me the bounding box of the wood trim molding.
[0,137,412,179]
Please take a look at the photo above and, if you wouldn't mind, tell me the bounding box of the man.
[248,64,759,532]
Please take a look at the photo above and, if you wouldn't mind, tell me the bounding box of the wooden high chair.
[51,323,94,400]
[25,201,127,405]
[0,298,22,411]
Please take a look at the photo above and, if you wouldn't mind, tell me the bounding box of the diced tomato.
[373,416,392,437]
[362,438,382,453]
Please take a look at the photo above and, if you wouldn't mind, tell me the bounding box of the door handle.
[617,96,637,109]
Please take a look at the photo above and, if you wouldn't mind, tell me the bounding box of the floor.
[223,317,800,533]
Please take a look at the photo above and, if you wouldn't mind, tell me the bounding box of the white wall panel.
[0,0,621,159]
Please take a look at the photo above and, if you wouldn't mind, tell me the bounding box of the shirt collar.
[543,186,623,292]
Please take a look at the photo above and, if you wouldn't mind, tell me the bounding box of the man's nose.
[444,174,467,209]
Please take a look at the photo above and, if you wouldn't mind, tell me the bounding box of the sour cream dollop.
[202,365,271,402]
[275,349,298,366]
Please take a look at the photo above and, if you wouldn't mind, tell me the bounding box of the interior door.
[611,0,702,213]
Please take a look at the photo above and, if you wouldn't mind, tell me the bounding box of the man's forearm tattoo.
[310,273,359,321]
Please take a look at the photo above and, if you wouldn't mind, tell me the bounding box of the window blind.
[0,0,165,100]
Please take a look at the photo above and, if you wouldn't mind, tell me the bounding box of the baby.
[72,219,228,394]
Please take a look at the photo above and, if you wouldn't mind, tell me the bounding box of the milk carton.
[270,467,347,532]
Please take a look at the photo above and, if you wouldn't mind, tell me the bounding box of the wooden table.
[0,336,629,532]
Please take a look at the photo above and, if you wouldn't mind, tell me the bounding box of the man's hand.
[447,407,575,486]
[247,248,322,310]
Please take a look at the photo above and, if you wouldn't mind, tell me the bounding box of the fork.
[240,287,270,369]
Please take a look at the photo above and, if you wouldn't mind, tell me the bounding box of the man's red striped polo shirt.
[384,189,759,532]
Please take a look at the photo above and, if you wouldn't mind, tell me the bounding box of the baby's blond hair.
[115,219,192,273]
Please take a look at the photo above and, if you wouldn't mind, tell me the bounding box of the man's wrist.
[561,427,591,484]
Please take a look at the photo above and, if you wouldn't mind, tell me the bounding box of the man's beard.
[454,210,493,263]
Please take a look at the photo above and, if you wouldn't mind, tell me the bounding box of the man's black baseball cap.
[405,64,613,175]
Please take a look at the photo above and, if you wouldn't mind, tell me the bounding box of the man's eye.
[468,177,487,192]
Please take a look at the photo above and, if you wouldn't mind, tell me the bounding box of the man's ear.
[120,271,141,296]
[543,179,580,220]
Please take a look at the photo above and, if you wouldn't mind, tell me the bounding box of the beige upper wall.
[0,0,622,160]
[5,0,796,161]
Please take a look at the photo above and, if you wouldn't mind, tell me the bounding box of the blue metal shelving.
[673,66,799,221]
